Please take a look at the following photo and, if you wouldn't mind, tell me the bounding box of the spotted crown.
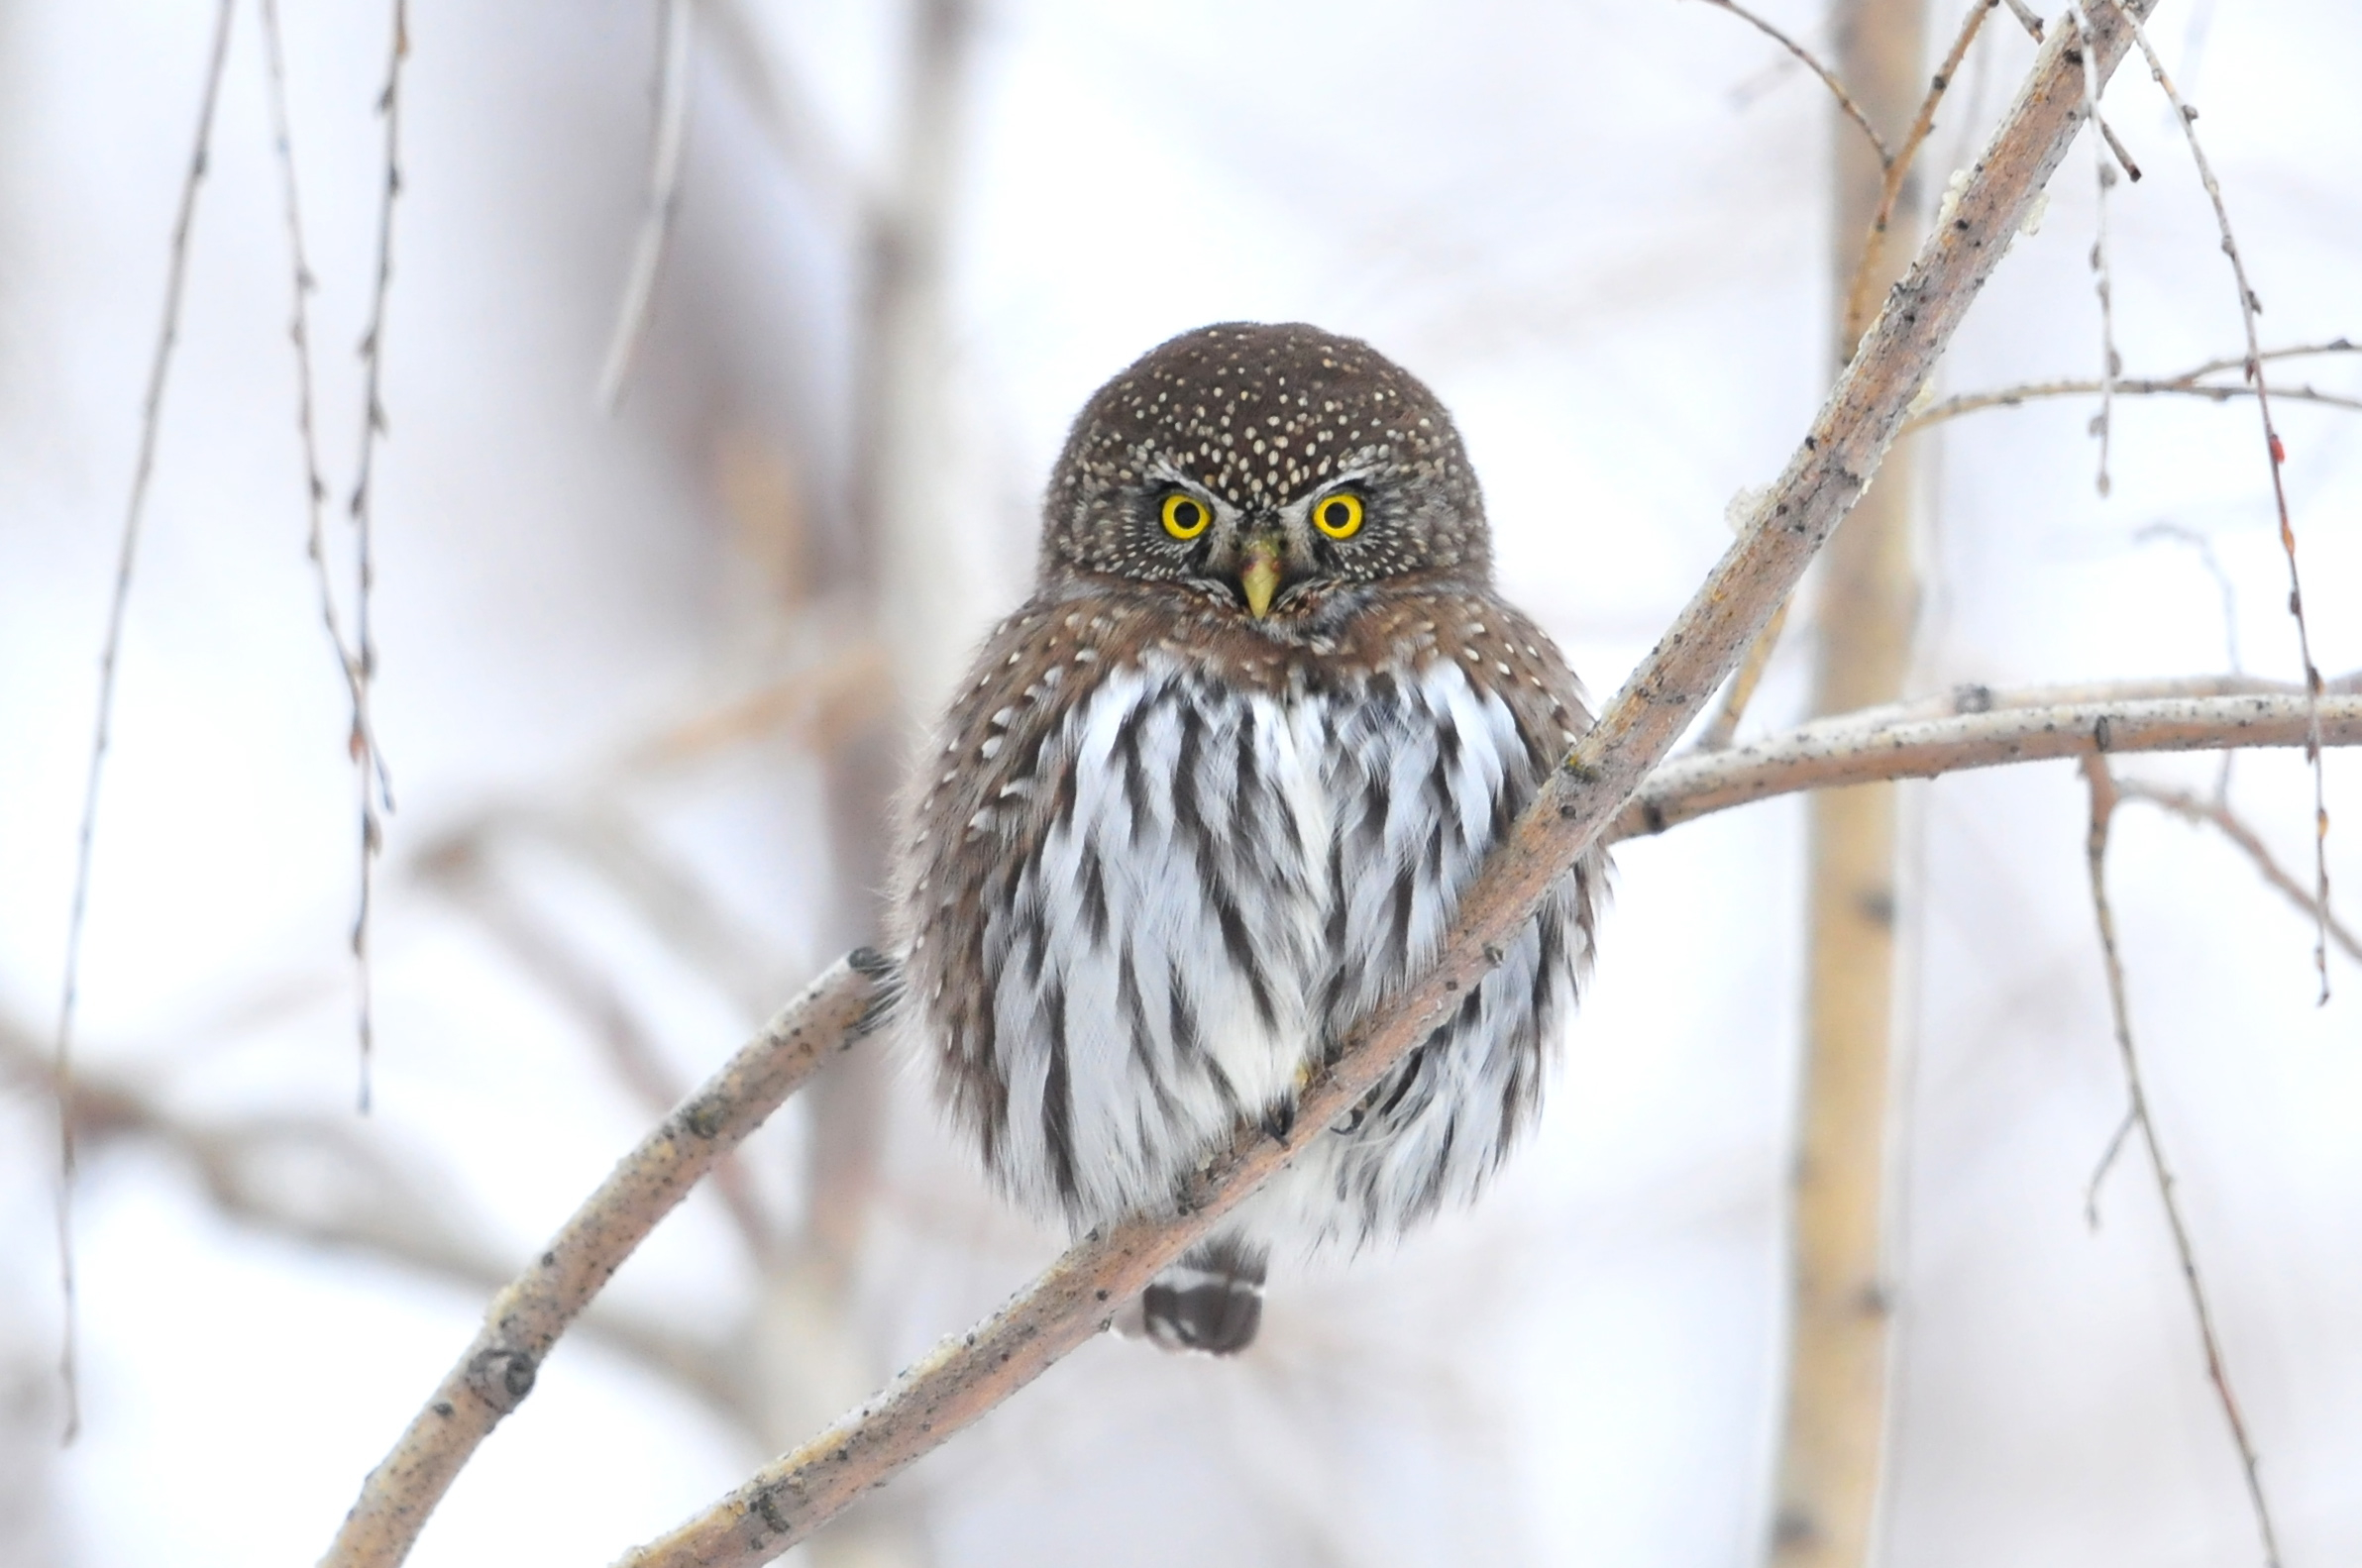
[1041,321,1491,589]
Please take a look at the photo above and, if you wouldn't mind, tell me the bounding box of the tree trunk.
[1773,0,1928,1562]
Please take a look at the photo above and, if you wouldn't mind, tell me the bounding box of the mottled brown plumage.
[891,323,1604,1353]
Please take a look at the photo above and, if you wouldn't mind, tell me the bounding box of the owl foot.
[1259,1097,1298,1144]
[1140,1235,1267,1355]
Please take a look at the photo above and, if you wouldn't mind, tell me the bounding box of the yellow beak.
[1240,536,1283,618]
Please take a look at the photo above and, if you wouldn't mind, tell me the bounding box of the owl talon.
[1260,1098,1298,1144]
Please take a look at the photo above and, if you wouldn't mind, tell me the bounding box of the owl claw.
[1260,1098,1298,1143]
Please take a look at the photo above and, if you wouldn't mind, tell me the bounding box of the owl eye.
[1160,491,1212,540]
[1312,491,1364,540]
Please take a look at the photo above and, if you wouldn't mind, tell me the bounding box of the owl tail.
[1140,1234,1267,1355]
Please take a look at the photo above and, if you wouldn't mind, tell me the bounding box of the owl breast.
[898,603,1597,1254]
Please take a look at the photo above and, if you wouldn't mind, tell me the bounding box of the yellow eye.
[1312,491,1363,539]
[1161,491,1211,540]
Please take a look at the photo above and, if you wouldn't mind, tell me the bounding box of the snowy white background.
[0,1,2356,1564]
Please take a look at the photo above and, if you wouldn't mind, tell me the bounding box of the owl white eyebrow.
[1141,457,1211,491]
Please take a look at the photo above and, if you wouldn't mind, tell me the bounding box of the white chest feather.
[983,651,1545,1231]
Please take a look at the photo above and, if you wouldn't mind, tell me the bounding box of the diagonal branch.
[584,12,2174,1566]
[318,952,894,1567]
[1689,0,1890,165]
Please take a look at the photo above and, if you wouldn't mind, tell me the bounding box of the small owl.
[890,323,1603,1354]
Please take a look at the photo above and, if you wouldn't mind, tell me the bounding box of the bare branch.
[1838,0,1998,348]
[1907,375,2362,431]
[53,0,239,1443]
[1688,0,1891,166]
[2114,779,2362,967]
[2103,0,2332,1003]
[583,15,2182,1564]
[1618,682,2362,840]
[598,0,697,409]
[2095,112,2144,180]
[258,0,393,1150]
[2000,0,2044,40]
[2071,4,2120,495]
[343,0,410,1110]
[1902,338,2361,431]
[2080,757,2284,1568]
[316,952,892,1568]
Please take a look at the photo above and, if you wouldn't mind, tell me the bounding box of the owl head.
[1039,323,1490,624]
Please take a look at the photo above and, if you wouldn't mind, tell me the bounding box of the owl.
[890,323,1603,1354]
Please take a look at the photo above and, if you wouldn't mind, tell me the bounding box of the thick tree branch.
[318,952,893,1567]
[582,11,2174,1565]
[311,676,2362,1567]
[1619,682,2362,840]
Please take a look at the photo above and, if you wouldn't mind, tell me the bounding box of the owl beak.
[1239,535,1284,618]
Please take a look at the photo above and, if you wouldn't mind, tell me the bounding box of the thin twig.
[1902,341,2362,431]
[2072,3,2120,495]
[1909,377,2360,427]
[2095,114,2144,181]
[1750,0,1992,754]
[2000,0,2044,40]
[2139,338,2354,383]
[2135,520,2247,795]
[347,0,410,1111]
[2115,778,2362,967]
[1698,595,1791,750]
[1689,0,1890,166]
[53,0,239,1443]
[2102,0,2332,1004]
[2080,756,2284,1568]
[1839,0,1997,348]
[2082,1106,2136,1225]
[258,0,393,1127]
[597,0,697,409]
